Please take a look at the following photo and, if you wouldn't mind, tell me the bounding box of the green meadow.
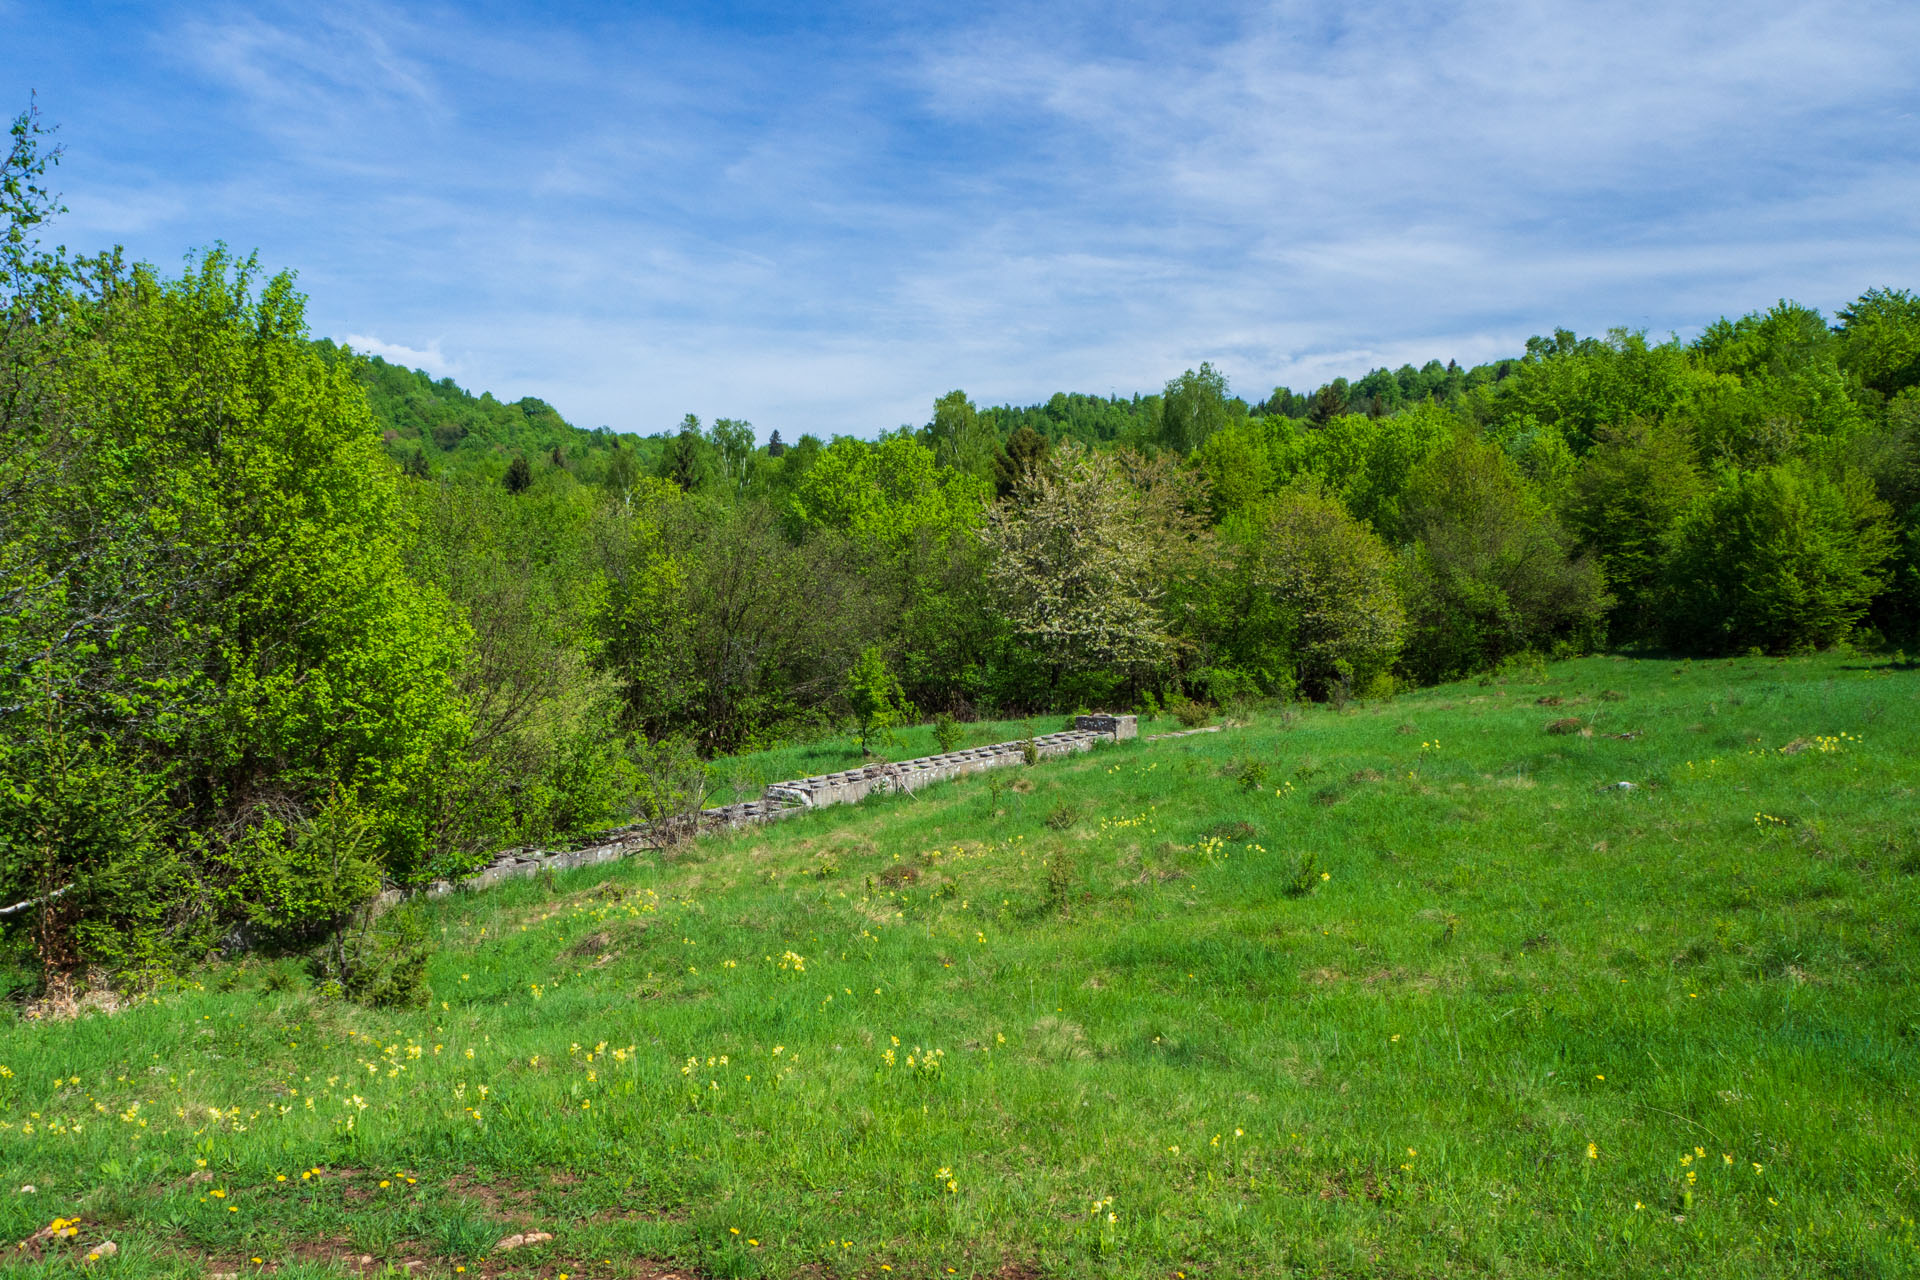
[2,654,1917,1279]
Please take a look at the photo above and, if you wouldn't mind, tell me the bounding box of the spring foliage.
[4,103,1920,982]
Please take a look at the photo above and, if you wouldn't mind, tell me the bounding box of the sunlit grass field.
[3,654,1918,1278]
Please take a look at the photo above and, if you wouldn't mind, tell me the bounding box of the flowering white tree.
[981,442,1189,676]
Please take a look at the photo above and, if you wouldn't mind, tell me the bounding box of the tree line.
[4,105,1916,990]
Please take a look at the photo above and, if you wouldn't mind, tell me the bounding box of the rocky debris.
[493,1231,553,1252]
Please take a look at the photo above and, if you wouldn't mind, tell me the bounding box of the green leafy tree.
[2,245,481,975]
[845,645,909,755]
[709,417,756,488]
[788,434,988,564]
[1836,287,1920,402]
[1563,418,1704,640]
[1197,485,1404,699]
[1191,419,1277,520]
[1660,462,1894,653]
[1481,328,1702,454]
[1684,303,1867,467]
[1394,435,1609,682]
[928,390,998,480]
[1160,363,1233,453]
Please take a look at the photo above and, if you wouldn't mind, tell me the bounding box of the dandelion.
[1587,1143,1598,1160]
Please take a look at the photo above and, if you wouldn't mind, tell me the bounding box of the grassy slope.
[3,655,1918,1279]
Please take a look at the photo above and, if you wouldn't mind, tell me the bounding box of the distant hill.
[316,341,652,481]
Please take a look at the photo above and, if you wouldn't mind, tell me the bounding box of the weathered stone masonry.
[413,715,1140,900]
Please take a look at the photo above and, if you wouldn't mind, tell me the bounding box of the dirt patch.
[991,1262,1046,1280]
[445,1170,540,1215]
[1347,769,1384,784]
[1544,718,1588,736]
[876,865,920,887]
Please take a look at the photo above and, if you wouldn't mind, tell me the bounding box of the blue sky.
[10,1,1920,438]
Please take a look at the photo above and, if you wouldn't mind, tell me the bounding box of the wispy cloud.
[18,1,1920,434]
[344,333,457,378]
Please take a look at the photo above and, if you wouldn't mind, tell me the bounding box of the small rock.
[492,1231,553,1252]
[85,1241,118,1263]
[17,1185,33,1194]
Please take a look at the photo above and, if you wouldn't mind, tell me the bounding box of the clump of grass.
[1170,696,1214,729]
[1045,802,1082,830]
[1283,849,1321,896]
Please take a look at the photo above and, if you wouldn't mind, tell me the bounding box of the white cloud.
[342,333,457,379]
